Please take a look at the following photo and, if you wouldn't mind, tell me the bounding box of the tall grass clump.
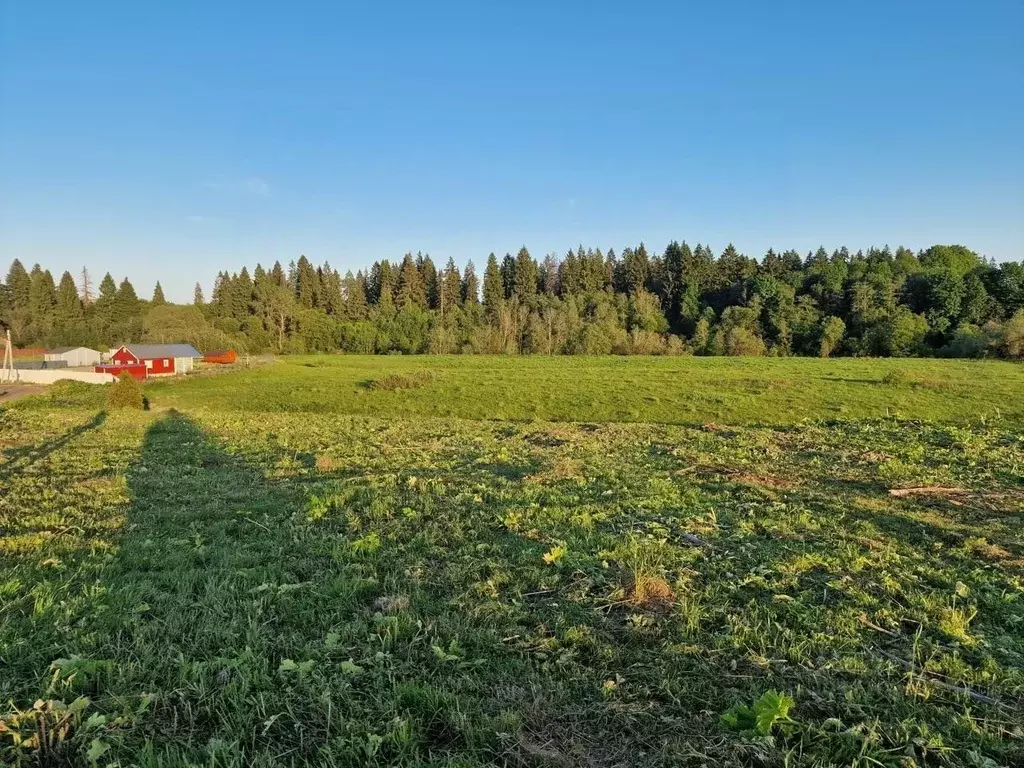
[367,371,434,391]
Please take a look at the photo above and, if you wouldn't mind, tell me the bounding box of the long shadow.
[90,410,328,763]
[0,410,106,479]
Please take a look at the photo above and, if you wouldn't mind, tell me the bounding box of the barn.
[96,343,201,379]
[44,346,102,367]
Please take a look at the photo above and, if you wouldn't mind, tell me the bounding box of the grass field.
[2,357,1023,767]
[145,356,1024,426]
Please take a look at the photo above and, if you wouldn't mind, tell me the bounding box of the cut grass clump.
[366,371,434,391]
[107,373,146,409]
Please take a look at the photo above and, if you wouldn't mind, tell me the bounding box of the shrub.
[44,380,105,408]
[881,369,909,387]
[998,310,1024,359]
[367,371,433,391]
[107,373,146,409]
[942,324,987,358]
[724,327,766,356]
[818,316,846,358]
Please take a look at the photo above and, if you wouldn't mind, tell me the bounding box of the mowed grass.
[143,355,1024,426]
[2,360,1023,766]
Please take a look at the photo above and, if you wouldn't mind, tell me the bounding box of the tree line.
[3,242,1023,358]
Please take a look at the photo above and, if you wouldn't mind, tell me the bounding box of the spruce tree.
[193,282,205,306]
[483,254,503,316]
[5,259,31,310]
[54,271,85,333]
[417,254,439,309]
[396,253,426,309]
[500,254,516,299]
[440,257,462,317]
[513,247,537,298]
[462,261,480,305]
[151,281,166,306]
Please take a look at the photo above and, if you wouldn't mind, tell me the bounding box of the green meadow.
[145,355,1024,426]
[2,357,1023,767]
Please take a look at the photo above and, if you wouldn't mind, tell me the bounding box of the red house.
[96,344,201,380]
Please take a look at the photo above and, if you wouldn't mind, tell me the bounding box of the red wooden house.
[96,344,201,380]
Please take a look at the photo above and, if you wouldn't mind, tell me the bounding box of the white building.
[43,347,102,367]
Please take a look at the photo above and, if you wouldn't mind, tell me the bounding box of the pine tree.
[232,267,254,319]
[343,270,368,319]
[151,281,166,306]
[54,270,84,328]
[320,264,343,316]
[513,247,537,298]
[500,254,516,299]
[559,248,583,296]
[462,261,479,305]
[483,254,503,317]
[440,257,462,318]
[396,253,427,309]
[417,254,439,309]
[541,253,559,295]
[29,266,58,334]
[114,278,140,321]
[79,267,94,305]
[5,259,31,309]
[193,282,205,306]
[295,255,319,308]
[270,261,287,288]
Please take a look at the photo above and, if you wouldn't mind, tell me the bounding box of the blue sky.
[1,1,1022,302]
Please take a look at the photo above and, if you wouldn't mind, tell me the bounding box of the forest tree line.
[3,242,1023,359]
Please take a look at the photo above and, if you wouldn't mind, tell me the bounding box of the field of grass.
[145,355,1024,426]
[2,358,1023,767]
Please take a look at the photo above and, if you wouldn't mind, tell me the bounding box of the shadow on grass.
[92,409,329,763]
[0,410,106,478]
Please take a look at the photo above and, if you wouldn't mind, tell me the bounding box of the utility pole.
[2,330,15,382]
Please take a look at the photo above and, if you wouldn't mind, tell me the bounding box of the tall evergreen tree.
[396,253,427,309]
[417,254,439,309]
[440,257,462,317]
[193,282,205,306]
[500,254,516,299]
[513,247,538,298]
[295,255,319,308]
[462,261,480,306]
[5,259,31,310]
[151,281,166,306]
[483,253,504,316]
[114,278,140,321]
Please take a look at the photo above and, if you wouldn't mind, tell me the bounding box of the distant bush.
[367,371,434,391]
[998,311,1024,359]
[107,373,146,409]
[43,380,105,408]
[881,369,909,387]
[942,324,987,358]
[723,327,766,357]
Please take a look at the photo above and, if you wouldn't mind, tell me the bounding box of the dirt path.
[0,384,45,404]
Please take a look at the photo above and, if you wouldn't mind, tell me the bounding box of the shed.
[204,349,238,365]
[44,346,102,367]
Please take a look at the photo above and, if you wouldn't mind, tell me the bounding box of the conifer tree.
[483,253,503,316]
[462,261,479,305]
[151,281,166,306]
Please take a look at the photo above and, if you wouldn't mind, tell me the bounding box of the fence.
[0,369,117,385]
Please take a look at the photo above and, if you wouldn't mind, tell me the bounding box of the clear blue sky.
[1,1,1022,302]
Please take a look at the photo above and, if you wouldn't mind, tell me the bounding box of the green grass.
[144,355,1024,426]
[2,358,1023,766]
